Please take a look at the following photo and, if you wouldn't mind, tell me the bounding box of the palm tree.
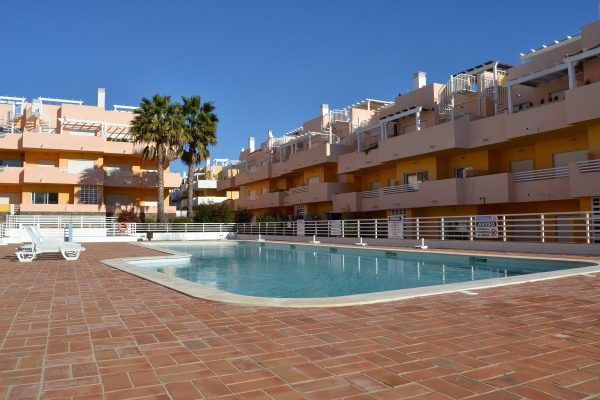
[181,96,218,218]
[130,94,185,223]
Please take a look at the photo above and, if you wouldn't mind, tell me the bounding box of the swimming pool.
[127,241,596,300]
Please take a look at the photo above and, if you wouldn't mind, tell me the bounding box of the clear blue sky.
[4,1,596,174]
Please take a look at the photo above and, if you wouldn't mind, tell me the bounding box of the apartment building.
[177,158,239,211]
[219,19,600,222]
[217,100,392,220]
[0,89,180,218]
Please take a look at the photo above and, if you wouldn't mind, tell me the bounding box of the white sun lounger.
[16,226,86,262]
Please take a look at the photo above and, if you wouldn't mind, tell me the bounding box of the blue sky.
[3,1,596,174]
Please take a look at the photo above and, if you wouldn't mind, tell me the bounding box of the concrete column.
[567,61,577,89]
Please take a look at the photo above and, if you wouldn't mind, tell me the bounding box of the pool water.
[132,242,593,298]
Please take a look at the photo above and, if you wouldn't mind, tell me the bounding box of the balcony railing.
[360,183,420,198]
[286,185,309,195]
[513,166,569,182]
[576,159,600,173]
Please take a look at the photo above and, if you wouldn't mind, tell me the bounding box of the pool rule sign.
[475,215,499,239]
[388,215,404,239]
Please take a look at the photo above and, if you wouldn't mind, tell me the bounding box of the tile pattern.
[0,243,599,399]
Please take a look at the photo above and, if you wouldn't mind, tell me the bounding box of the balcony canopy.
[505,63,570,88]
[505,44,600,89]
[453,60,513,77]
[346,98,393,111]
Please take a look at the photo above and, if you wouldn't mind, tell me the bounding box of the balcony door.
[552,150,587,168]
[404,171,428,186]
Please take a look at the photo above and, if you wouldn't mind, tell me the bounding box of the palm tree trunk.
[156,144,165,223]
[186,156,195,218]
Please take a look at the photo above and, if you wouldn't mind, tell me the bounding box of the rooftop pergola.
[352,106,432,152]
[58,117,132,140]
[504,44,600,113]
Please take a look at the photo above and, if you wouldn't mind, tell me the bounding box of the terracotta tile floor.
[0,243,599,400]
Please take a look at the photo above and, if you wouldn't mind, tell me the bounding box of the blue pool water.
[132,242,593,298]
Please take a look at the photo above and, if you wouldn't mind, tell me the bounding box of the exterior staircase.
[437,69,508,122]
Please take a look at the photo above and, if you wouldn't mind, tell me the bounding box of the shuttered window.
[79,185,98,205]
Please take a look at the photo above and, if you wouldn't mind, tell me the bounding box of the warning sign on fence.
[296,219,305,237]
[475,215,498,239]
[330,220,342,236]
[388,215,404,239]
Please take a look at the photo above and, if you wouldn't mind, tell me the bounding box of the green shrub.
[193,202,234,223]
[256,211,286,223]
[234,207,252,223]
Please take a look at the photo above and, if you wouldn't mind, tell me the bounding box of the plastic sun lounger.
[16,226,86,262]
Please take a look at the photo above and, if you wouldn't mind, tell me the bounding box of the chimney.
[97,88,106,109]
[412,72,427,90]
[248,137,255,152]
[320,103,329,116]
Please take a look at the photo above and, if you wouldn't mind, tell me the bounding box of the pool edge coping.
[100,240,600,308]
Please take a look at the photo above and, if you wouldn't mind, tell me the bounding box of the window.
[37,159,55,167]
[67,159,94,174]
[404,171,428,185]
[371,181,381,190]
[105,164,131,176]
[106,194,130,206]
[295,204,305,218]
[391,208,407,217]
[510,159,533,173]
[552,150,588,168]
[388,178,399,187]
[0,159,22,167]
[454,166,472,178]
[307,176,320,185]
[79,185,98,205]
[249,190,257,200]
[144,196,157,207]
[32,192,58,204]
[261,187,268,194]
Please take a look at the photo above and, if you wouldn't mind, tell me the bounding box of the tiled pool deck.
[0,243,599,400]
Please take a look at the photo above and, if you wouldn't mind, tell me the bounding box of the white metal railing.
[382,183,420,195]
[131,223,237,233]
[287,186,309,195]
[330,109,350,122]
[513,166,569,182]
[576,159,600,173]
[452,73,478,93]
[360,183,420,199]
[361,189,379,198]
[2,212,599,244]
[237,211,600,244]
[6,215,117,229]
